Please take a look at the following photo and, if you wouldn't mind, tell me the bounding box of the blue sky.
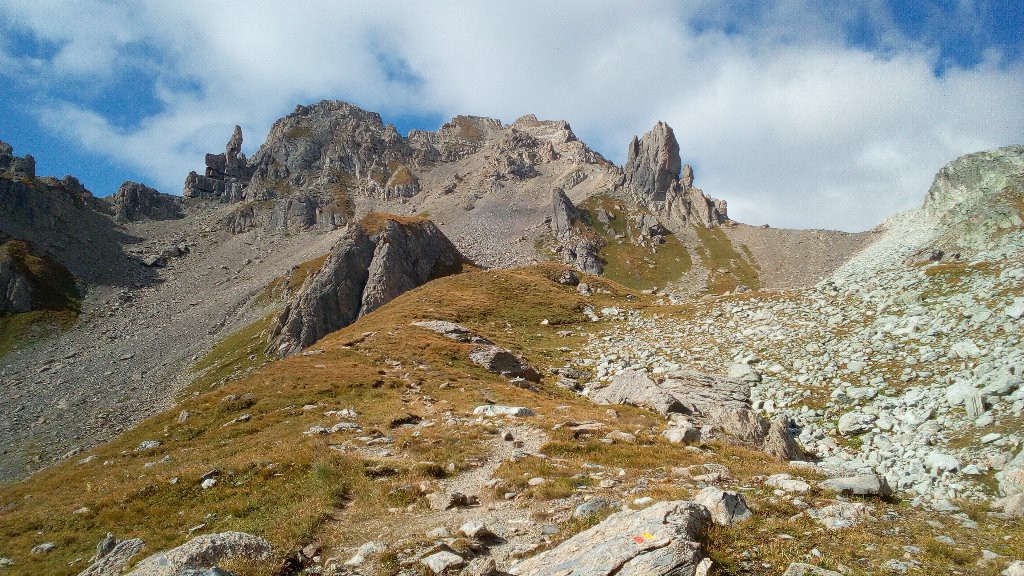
[1,1,1022,231]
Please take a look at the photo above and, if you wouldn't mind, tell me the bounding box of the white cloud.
[2,0,1023,230]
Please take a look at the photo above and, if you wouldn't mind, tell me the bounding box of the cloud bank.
[1,0,1022,231]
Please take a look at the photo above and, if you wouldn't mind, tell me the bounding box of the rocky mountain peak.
[624,121,681,201]
[226,125,243,159]
[0,139,36,180]
[621,122,726,228]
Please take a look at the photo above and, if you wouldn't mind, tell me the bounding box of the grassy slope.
[0,263,1020,575]
[0,239,81,355]
[577,196,694,291]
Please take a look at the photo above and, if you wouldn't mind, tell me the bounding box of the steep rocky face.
[110,181,183,222]
[622,122,727,228]
[268,215,464,356]
[549,188,604,274]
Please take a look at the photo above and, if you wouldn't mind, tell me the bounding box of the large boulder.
[692,487,752,525]
[511,500,711,576]
[125,532,270,576]
[268,215,464,356]
[77,537,145,576]
[110,181,183,222]
[589,369,683,416]
[1001,449,1024,497]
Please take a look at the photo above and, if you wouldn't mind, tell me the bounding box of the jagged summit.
[623,121,727,228]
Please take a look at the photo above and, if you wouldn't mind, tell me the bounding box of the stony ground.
[0,203,344,482]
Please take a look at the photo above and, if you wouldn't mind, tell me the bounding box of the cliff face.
[267,214,465,356]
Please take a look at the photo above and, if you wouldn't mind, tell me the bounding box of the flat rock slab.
[782,563,843,576]
[511,500,710,576]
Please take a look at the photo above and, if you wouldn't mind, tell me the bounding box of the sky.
[0,1,1022,232]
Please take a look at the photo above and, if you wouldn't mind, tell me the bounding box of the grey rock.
[511,500,711,576]
[590,369,683,416]
[1004,560,1024,576]
[573,497,615,519]
[110,181,182,222]
[421,550,464,574]
[762,417,808,462]
[268,216,464,356]
[0,243,33,314]
[820,474,893,498]
[806,502,871,529]
[692,487,752,525]
[1001,449,1024,496]
[469,346,541,382]
[472,405,534,418]
[412,320,492,344]
[78,538,145,576]
[31,542,56,555]
[837,412,875,435]
[125,532,270,576]
[782,563,842,576]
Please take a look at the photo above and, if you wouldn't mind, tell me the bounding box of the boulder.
[837,412,875,435]
[820,474,893,498]
[472,405,534,418]
[412,320,492,344]
[706,407,770,444]
[421,550,464,574]
[994,493,1024,518]
[573,497,616,519]
[589,369,683,416]
[469,345,541,382]
[782,563,843,576]
[765,474,811,494]
[125,532,271,576]
[511,500,711,576]
[78,537,145,576]
[1001,449,1024,496]
[268,216,464,356]
[1004,560,1024,576]
[762,417,807,461]
[806,502,871,529]
[692,487,752,525]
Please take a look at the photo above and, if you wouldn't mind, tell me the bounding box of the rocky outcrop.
[184,125,252,202]
[0,241,34,314]
[622,122,727,228]
[511,500,711,575]
[125,532,270,576]
[549,188,604,274]
[110,181,183,222]
[268,215,464,356]
[0,237,79,314]
[0,140,35,180]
